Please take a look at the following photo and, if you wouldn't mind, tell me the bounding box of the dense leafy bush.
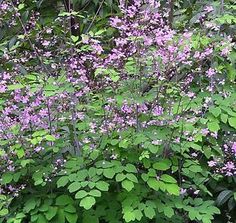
[0,0,235,222]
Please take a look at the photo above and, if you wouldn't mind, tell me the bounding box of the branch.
[86,0,105,33]
[168,0,174,28]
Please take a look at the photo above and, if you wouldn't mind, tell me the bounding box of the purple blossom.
[231,142,236,154]
[180,188,187,195]
[152,105,163,116]
[0,85,7,93]
[208,160,217,167]
[121,104,133,114]
[110,16,122,27]
[204,6,214,13]
[206,68,216,78]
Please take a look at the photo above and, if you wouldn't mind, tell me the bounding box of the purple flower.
[0,3,8,10]
[208,160,217,167]
[121,104,133,114]
[152,140,162,145]
[92,44,103,54]
[152,105,163,116]
[180,188,187,195]
[110,16,122,27]
[0,85,7,93]
[206,68,216,78]
[34,147,44,153]
[223,161,235,171]
[201,128,209,136]
[221,47,231,56]
[231,142,236,154]
[204,6,214,13]
[187,92,195,98]
[42,40,50,46]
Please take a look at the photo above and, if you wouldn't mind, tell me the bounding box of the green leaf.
[71,35,79,43]
[64,205,76,213]
[116,173,126,182]
[125,164,137,173]
[39,204,49,212]
[160,174,177,183]
[141,173,149,182]
[45,135,56,141]
[32,130,48,137]
[37,214,47,223]
[43,84,58,91]
[134,209,143,221]
[76,170,88,181]
[228,117,236,129]
[126,173,138,183]
[216,190,233,206]
[207,122,220,132]
[57,176,69,188]
[65,212,78,223]
[88,182,96,189]
[122,180,134,192]
[0,209,8,217]
[209,107,221,117]
[189,165,202,173]
[2,173,13,184]
[88,167,97,178]
[31,214,38,222]
[68,182,81,193]
[82,215,99,223]
[144,206,155,219]
[79,196,96,210]
[153,160,171,170]
[53,208,65,223]
[147,178,159,191]
[23,198,36,212]
[123,211,136,222]
[56,195,73,206]
[165,184,180,196]
[18,3,25,10]
[16,148,25,158]
[221,113,228,123]
[95,181,109,191]
[15,213,25,219]
[103,168,115,179]
[202,216,212,223]
[75,190,88,199]
[111,75,120,82]
[226,63,236,81]
[8,84,24,90]
[149,145,159,153]
[45,207,58,220]
[188,209,198,220]
[89,189,101,197]
[110,139,119,145]
[81,181,89,187]
[163,206,174,218]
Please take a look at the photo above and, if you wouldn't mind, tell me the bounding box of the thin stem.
[71,98,81,156]
[168,0,174,28]
[86,0,105,33]
[220,0,224,14]
[10,0,50,76]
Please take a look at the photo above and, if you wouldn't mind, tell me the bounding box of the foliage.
[0,0,236,222]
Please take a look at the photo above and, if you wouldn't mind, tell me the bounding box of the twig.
[10,0,50,76]
[86,0,105,33]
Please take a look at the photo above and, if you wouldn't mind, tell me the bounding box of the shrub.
[0,0,235,222]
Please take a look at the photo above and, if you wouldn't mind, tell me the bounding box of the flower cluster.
[208,142,236,176]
